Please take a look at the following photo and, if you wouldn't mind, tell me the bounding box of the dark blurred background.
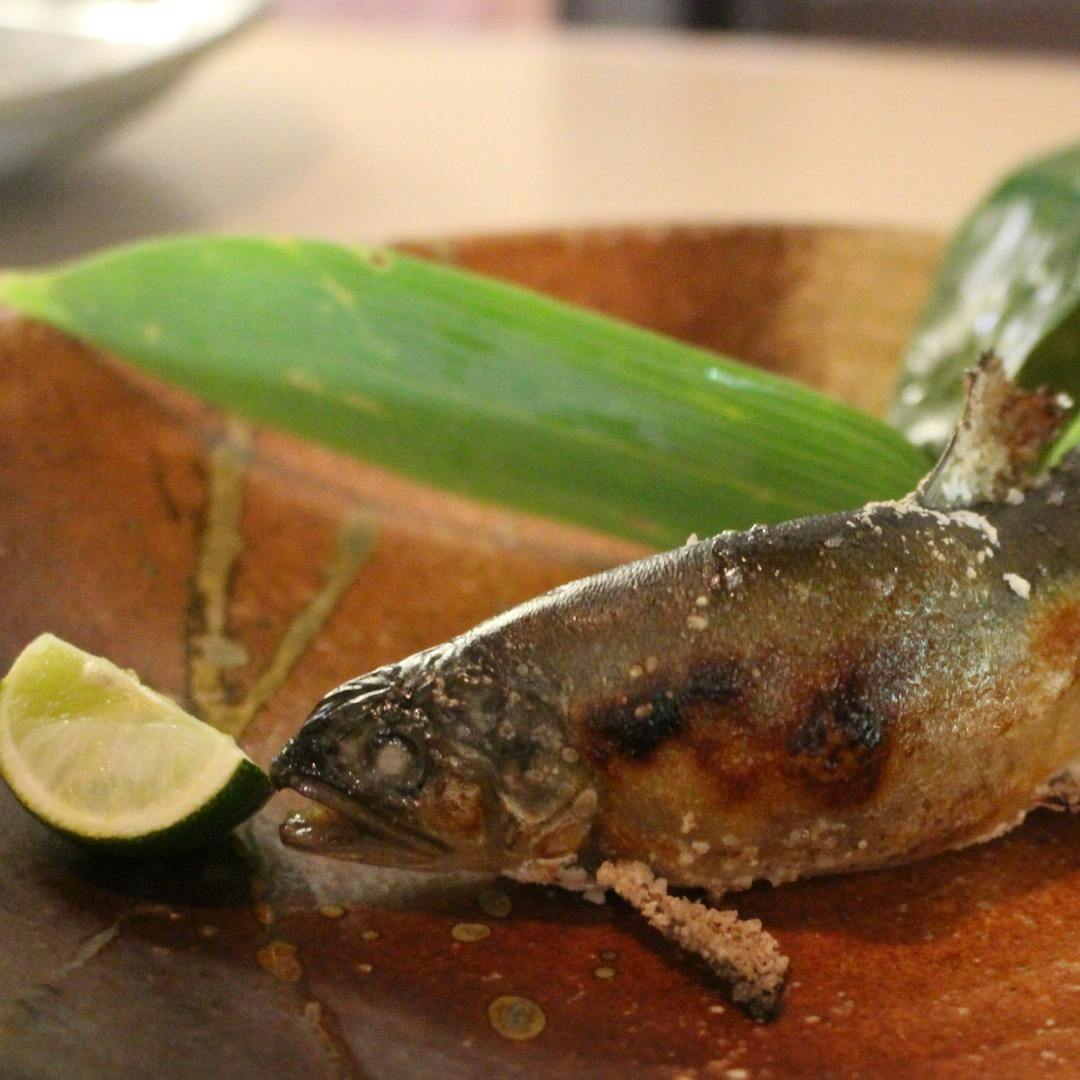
[287,0,1080,53]
[566,0,1080,52]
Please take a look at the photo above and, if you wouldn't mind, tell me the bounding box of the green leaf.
[1051,411,1080,465]
[893,143,1080,452]
[0,236,928,548]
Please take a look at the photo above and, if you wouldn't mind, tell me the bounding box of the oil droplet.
[452,923,492,943]
[256,940,302,983]
[360,929,381,942]
[599,950,618,962]
[593,966,616,980]
[320,905,346,919]
[356,962,373,974]
[488,995,546,1041]
[478,888,512,919]
[199,924,219,938]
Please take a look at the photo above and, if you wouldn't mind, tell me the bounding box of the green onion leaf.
[893,143,1080,453]
[0,236,928,547]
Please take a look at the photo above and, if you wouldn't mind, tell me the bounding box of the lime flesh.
[0,634,271,855]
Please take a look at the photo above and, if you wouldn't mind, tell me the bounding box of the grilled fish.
[271,359,1080,1017]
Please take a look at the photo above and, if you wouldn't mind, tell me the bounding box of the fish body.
[275,456,1080,886]
[270,360,1080,1012]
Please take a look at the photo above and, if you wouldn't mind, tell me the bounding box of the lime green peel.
[0,236,930,547]
[0,634,272,856]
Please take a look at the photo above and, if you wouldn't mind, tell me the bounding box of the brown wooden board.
[6,226,1077,1079]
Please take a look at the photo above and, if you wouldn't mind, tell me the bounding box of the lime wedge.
[0,634,272,855]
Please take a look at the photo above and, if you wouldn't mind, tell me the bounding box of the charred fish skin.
[556,459,1080,892]
[273,360,1080,897]
[418,451,1077,894]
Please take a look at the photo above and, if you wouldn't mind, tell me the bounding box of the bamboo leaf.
[893,143,1080,452]
[1051,411,1080,464]
[0,236,928,547]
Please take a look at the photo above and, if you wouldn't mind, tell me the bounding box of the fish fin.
[596,860,788,1020]
[916,354,1070,511]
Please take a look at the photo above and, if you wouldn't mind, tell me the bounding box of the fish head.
[271,644,597,873]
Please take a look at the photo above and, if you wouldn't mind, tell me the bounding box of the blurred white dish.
[0,0,266,176]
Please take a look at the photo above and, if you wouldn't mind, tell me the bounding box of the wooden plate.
[5,225,1078,1079]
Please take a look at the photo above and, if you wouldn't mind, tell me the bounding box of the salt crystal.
[1004,573,1031,599]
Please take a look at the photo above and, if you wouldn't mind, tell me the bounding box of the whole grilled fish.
[271,360,1080,1017]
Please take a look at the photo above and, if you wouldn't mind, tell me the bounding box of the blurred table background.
[2,10,1079,266]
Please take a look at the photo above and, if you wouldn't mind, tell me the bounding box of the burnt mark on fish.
[787,675,890,803]
[594,650,896,809]
[684,661,745,703]
[585,691,684,762]
[581,659,744,764]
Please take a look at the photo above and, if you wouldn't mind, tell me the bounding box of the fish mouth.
[278,776,451,868]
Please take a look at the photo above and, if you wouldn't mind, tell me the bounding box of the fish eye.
[365,730,427,795]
